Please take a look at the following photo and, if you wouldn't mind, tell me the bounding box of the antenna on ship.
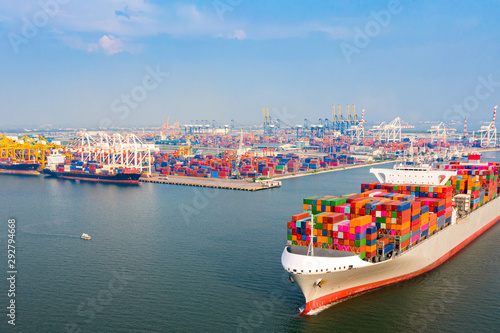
[307,212,314,256]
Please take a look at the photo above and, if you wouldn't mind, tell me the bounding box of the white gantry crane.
[428,122,457,144]
[66,132,157,174]
[346,109,366,144]
[370,121,387,142]
[478,106,497,148]
[370,117,414,142]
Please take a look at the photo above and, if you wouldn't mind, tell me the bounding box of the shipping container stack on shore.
[153,152,359,179]
[286,160,500,262]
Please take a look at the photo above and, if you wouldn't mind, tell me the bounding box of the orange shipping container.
[349,215,371,227]
[377,236,390,245]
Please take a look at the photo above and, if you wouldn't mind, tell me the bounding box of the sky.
[0,0,499,130]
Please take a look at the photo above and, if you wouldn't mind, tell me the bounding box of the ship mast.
[307,212,314,256]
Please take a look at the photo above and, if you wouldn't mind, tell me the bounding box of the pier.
[140,176,282,191]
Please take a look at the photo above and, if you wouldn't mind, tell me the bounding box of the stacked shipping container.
[286,160,500,261]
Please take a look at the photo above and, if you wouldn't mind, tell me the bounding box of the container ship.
[43,154,142,184]
[281,154,500,315]
[0,158,40,175]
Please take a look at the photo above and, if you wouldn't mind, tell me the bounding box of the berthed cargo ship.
[281,154,500,315]
[43,154,142,184]
[0,158,40,175]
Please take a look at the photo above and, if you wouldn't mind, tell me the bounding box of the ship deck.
[288,245,357,258]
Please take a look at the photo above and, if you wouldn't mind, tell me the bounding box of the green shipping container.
[355,239,366,247]
[322,197,347,207]
[304,196,320,205]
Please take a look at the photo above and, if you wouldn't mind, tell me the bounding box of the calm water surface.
[1,152,499,332]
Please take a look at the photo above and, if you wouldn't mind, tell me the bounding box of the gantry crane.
[0,133,63,168]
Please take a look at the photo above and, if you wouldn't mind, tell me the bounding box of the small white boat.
[81,233,91,240]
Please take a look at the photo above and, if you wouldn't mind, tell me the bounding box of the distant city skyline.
[1,0,499,128]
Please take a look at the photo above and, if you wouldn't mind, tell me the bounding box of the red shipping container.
[292,212,310,222]
[323,213,346,224]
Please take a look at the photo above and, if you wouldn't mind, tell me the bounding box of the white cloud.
[176,4,202,22]
[0,0,355,54]
[53,32,99,53]
[229,29,247,40]
[99,35,125,55]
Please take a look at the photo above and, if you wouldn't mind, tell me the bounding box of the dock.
[140,176,281,191]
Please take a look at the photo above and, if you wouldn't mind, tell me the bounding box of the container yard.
[151,152,363,180]
[0,105,499,189]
